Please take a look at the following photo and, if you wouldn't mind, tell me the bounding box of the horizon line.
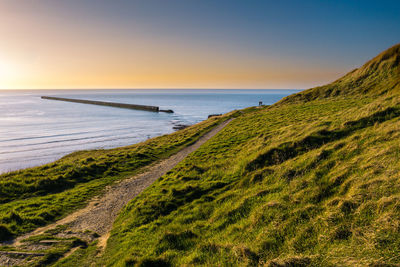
[0,88,304,91]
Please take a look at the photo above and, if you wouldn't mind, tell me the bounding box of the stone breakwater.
[41,96,174,113]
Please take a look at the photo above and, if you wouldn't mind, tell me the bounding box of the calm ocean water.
[0,89,299,173]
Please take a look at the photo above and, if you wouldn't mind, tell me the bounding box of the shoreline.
[0,114,220,175]
[0,124,193,175]
[0,89,298,174]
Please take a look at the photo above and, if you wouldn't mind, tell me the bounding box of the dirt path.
[3,118,233,265]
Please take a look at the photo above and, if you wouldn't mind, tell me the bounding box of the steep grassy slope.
[0,115,229,241]
[54,44,400,266]
[279,44,400,104]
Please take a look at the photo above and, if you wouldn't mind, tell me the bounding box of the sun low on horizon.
[0,0,399,90]
[3,0,400,266]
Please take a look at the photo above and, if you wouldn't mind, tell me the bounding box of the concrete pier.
[41,96,173,113]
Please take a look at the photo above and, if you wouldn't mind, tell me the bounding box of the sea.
[0,89,299,173]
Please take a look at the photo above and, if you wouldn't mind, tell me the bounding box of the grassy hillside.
[279,44,400,104]
[0,115,229,241]
[54,44,400,266]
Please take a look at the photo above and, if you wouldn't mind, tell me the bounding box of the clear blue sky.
[0,0,399,89]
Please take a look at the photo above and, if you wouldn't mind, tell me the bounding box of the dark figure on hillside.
[259,101,263,106]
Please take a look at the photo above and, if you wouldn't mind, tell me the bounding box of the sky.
[0,0,399,90]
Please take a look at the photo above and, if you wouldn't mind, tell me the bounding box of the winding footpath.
[0,118,233,266]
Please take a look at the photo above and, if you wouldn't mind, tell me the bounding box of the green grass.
[54,241,100,267]
[83,44,400,266]
[0,115,230,240]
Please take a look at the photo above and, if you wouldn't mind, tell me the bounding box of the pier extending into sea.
[41,96,174,113]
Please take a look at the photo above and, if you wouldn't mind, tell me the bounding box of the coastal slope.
[279,43,400,103]
[0,112,235,266]
[76,44,400,266]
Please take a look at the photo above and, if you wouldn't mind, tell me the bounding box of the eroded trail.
[1,118,233,266]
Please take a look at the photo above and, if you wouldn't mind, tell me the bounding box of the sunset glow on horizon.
[0,0,399,90]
